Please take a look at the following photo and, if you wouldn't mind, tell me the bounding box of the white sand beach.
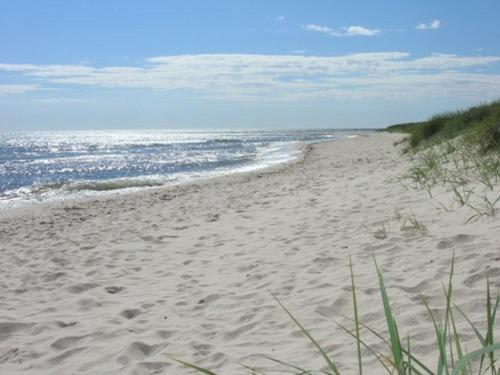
[0,133,499,374]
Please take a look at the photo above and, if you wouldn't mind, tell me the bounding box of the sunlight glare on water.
[0,129,352,208]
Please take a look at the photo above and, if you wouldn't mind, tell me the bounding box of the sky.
[1,0,500,130]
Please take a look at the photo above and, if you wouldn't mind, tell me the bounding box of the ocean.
[0,129,356,208]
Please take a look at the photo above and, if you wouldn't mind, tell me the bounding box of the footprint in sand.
[206,214,220,222]
[136,361,170,372]
[0,322,34,337]
[124,342,168,360]
[51,335,87,350]
[41,271,66,282]
[66,283,99,294]
[105,286,124,294]
[46,347,87,366]
[119,309,143,320]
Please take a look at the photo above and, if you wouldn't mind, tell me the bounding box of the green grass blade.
[454,304,486,346]
[262,355,313,374]
[448,323,455,369]
[238,363,267,375]
[439,254,455,375]
[448,303,466,375]
[166,355,218,375]
[340,314,435,374]
[485,277,498,375]
[491,291,500,324]
[333,319,393,374]
[270,291,341,375]
[374,257,404,373]
[421,296,447,375]
[350,256,363,375]
[451,343,500,375]
[408,334,413,375]
[486,277,493,373]
[240,361,310,374]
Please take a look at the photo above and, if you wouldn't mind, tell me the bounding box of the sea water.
[0,129,356,208]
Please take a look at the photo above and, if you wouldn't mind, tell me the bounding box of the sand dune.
[0,133,499,374]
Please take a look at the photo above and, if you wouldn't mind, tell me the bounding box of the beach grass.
[384,101,499,222]
[362,211,429,240]
[168,256,500,374]
[396,141,499,222]
[383,100,500,153]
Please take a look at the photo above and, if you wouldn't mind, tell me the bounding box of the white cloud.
[304,24,334,34]
[0,84,39,95]
[1,53,500,101]
[33,97,95,103]
[276,15,285,22]
[416,19,441,30]
[303,23,380,37]
[302,24,380,36]
[345,25,380,36]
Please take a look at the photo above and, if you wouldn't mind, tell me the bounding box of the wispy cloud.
[276,15,285,22]
[416,19,441,30]
[344,25,381,36]
[303,23,380,37]
[33,97,95,103]
[1,53,500,101]
[304,24,334,34]
[0,84,39,95]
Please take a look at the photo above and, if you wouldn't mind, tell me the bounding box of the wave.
[211,139,242,143]
[0,129,350,208]
[37,178,169,193]
[0,177,175,208]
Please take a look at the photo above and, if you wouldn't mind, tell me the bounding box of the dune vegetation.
[384,101,500,153]
[385,101,500,224]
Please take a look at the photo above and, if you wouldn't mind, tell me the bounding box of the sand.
[0,132,499,374]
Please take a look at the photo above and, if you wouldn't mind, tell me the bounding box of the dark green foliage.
[384,101,500,152]
[467,119,500,152]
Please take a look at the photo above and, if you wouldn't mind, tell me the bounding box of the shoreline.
[0,136,321,216]
[1,128,362,213]
[0,132,498,374]
[0,130,364,218]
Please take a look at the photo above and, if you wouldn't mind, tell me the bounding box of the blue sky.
[1,0,500,130]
